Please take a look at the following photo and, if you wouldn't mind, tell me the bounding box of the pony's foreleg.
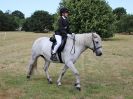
[66,61,81,91]
[43,60,52,84]
[57,65,68,86]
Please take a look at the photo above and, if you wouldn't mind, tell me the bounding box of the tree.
[0,10,18,31]
[5,10,11,15]
[117,15,133,34]
[22,17,33,31]
[113,7,128,33]
[12,10,25,19]
[58,0,116,38]
[113,7,127,21]
[23,10,54,32]
[0,10,3,29]
[11,10,25,30]
[0,10,3,14]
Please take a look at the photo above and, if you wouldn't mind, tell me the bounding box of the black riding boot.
[50,53,58,61]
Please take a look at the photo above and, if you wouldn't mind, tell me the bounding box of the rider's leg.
[51,35,62,60]
[52,35,62,53]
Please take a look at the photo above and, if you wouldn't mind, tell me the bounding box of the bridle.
[91,33,102,52]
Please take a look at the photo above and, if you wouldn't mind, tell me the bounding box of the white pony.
[27,32,102,91]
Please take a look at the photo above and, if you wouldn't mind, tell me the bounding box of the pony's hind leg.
[27,55,38,79]
[43,60,52,84]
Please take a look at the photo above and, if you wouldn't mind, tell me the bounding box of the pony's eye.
[96,41,99,44]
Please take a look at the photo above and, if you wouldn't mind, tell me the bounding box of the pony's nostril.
[99,53,102,56]
[96,52,102,56]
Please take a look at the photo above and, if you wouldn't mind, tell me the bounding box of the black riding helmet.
[60,7,69,16]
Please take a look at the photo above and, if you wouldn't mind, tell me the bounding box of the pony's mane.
[75,32,99,45]
[67,32,100,47]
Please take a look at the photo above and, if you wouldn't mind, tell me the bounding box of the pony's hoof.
[48,80,53,84]
[57,82,62,86]
[27,75,30,79]
[76,87,81,91]
[75,83,81,91]
[47,79,53,84]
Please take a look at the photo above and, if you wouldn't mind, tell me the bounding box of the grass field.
[0,32,133,99]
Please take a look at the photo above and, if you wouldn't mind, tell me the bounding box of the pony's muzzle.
[98,52,102,56]
[96,51,102,56]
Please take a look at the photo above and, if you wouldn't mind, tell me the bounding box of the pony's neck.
[75,33,92,53]
[76,33,92,48]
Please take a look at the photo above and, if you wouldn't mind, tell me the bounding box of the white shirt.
[62,16,66,20]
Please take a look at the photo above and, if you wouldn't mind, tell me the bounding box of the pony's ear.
[92,32,98,38]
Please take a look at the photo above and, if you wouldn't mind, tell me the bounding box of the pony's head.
[87,32,103,56]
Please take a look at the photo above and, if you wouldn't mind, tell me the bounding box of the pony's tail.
[27,54,39,78]
[32,57,38,75]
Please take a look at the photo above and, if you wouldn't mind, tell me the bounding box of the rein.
[70,34,76,55]
[69,33,102,54]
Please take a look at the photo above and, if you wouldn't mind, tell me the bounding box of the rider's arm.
[66,25,72,34]
[58,18,67,35]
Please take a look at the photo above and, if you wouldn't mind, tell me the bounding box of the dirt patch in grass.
[0,88,24,99]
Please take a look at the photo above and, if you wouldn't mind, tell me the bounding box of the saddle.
[49,35,67,63]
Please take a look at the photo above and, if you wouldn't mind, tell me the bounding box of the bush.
[0,11,18,31]
[117,15,133,34]
[58,0,116,38]
[23,10,54,32]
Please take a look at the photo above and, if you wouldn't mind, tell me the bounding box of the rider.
[50,7,72,61]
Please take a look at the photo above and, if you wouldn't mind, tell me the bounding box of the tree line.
[0,0,133,38]
[0,10,24,31]
[113,7,133,34]
[0,10,53,32]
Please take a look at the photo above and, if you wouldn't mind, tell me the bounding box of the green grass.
[0,32,133,99]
